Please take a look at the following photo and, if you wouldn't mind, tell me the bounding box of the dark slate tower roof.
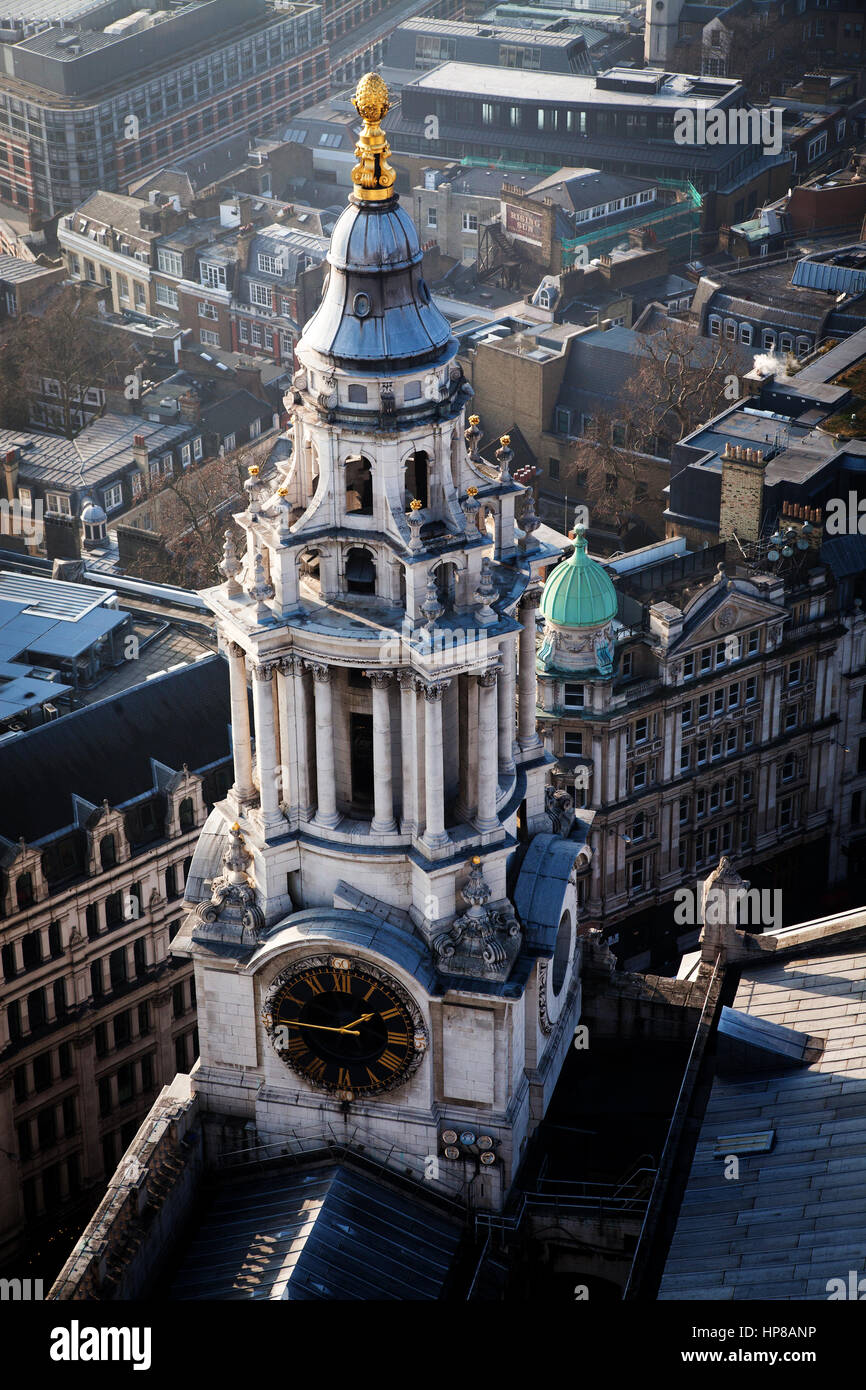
[298,71,455,374]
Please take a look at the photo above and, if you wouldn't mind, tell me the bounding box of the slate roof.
[71,191,160,242]
[202,390,273,439]
[167,1164,462,1300]
[0,415,194,492]
[0,255,56,283]
[0,655,231,843]
[658,942,866,1300]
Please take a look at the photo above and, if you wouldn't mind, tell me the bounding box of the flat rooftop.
[409,63,740,110]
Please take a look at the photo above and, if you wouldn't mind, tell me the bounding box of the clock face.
[263,955,427,1097]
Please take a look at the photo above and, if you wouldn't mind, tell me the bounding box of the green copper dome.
[540,528,618,629]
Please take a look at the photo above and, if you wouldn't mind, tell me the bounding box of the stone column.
[309,663,340,828]
[276,658,294,815]
[227,641,255,802]
[251,661,283,833]
[291,657,314,821]
[475,667,500,833]
[421,679,450,850]
[498,635,517,774]
[368,670,397,833]
[397,670,420,835]
[517,590,542,749]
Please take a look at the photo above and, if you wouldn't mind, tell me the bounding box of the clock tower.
[174,74,590,1211]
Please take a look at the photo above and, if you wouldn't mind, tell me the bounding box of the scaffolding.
[560,178,702,267]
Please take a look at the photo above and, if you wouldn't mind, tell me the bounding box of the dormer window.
[257,253,283,275]
[201,262,227,289]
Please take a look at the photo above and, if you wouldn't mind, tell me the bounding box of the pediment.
[673,584,785,655]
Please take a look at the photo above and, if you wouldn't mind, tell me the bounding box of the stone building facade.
[537,532,865,968]
[0,659,233,1272]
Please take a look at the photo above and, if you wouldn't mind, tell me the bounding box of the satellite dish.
[767,547,780,561]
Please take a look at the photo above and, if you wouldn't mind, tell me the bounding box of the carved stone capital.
[227,641,247,660]
[307,662,333,684]
[476,666,498,689]
[519,587,542,613]
[278,655,303,676]
[422,679,450,703]
[250,660,279,682]
[396,669,421,694]
[365,669,394,690]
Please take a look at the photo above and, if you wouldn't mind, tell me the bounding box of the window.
[46,492,72,515]
[201,262,227,289]
[548,456,560,481]
[347,384,367,404]
[257,252,283,275]
[762,329,776,351]
[563,731,583,757]
[728,683,739,709]
[200,329,220,347]
[633,762,647,790]
[738,323,753,345]
[806,131,827,163]
[680,744,691,772]
[784,707,798,732]
[634,717,649,744]
[679,798,689,824]
[621,652,633,678]
[426,207,437,229]
[682,655,695,680]
[747,631,759,656]
[134,938,148,979]
[564,683,584,709]
[630,859,644,891]
[780,334,793,354]
[724,319,736,342]
[681,701,693,728]
[788,659,801,687]
[198,301,218,319]
[155,283,179,309]
[743,722,754,748]
[700,648,712,674]
[117,274,129,302]
[181,443,191,468]
[462,212,478,234]
[696,739,708,766]
[157,249,182,277]
[103,482,123,513]
[698,694,710,721]
[713,689,725,716]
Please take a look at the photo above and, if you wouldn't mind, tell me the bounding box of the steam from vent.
[752,352,781,377]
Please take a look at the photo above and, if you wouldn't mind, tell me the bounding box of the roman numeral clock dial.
[262,956,428,1099]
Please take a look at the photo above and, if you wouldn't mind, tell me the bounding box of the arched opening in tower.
[434,561,458,612]
[404,449,429,509]
[345,455,373,515]
[346,546,376,595]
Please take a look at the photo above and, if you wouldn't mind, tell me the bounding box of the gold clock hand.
[342,1012,376,1029]
[281,1019,361,1036]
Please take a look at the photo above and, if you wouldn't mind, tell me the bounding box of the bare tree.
[14,286,139,438]
[131,437,278,587]
[563,320,749,533]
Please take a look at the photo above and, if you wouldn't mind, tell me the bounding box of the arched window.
[179,798,195,832]
[434,561,458,611]
[345,455,372,515]
[16,872,34,911]
[404,450,428,509]
[100,834,117,870]
[551,911,572,995]
[346,546,376,595]
[738,322,753,345]
[708,314,721,338]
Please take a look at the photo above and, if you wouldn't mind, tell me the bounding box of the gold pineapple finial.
[351,72,396,203]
